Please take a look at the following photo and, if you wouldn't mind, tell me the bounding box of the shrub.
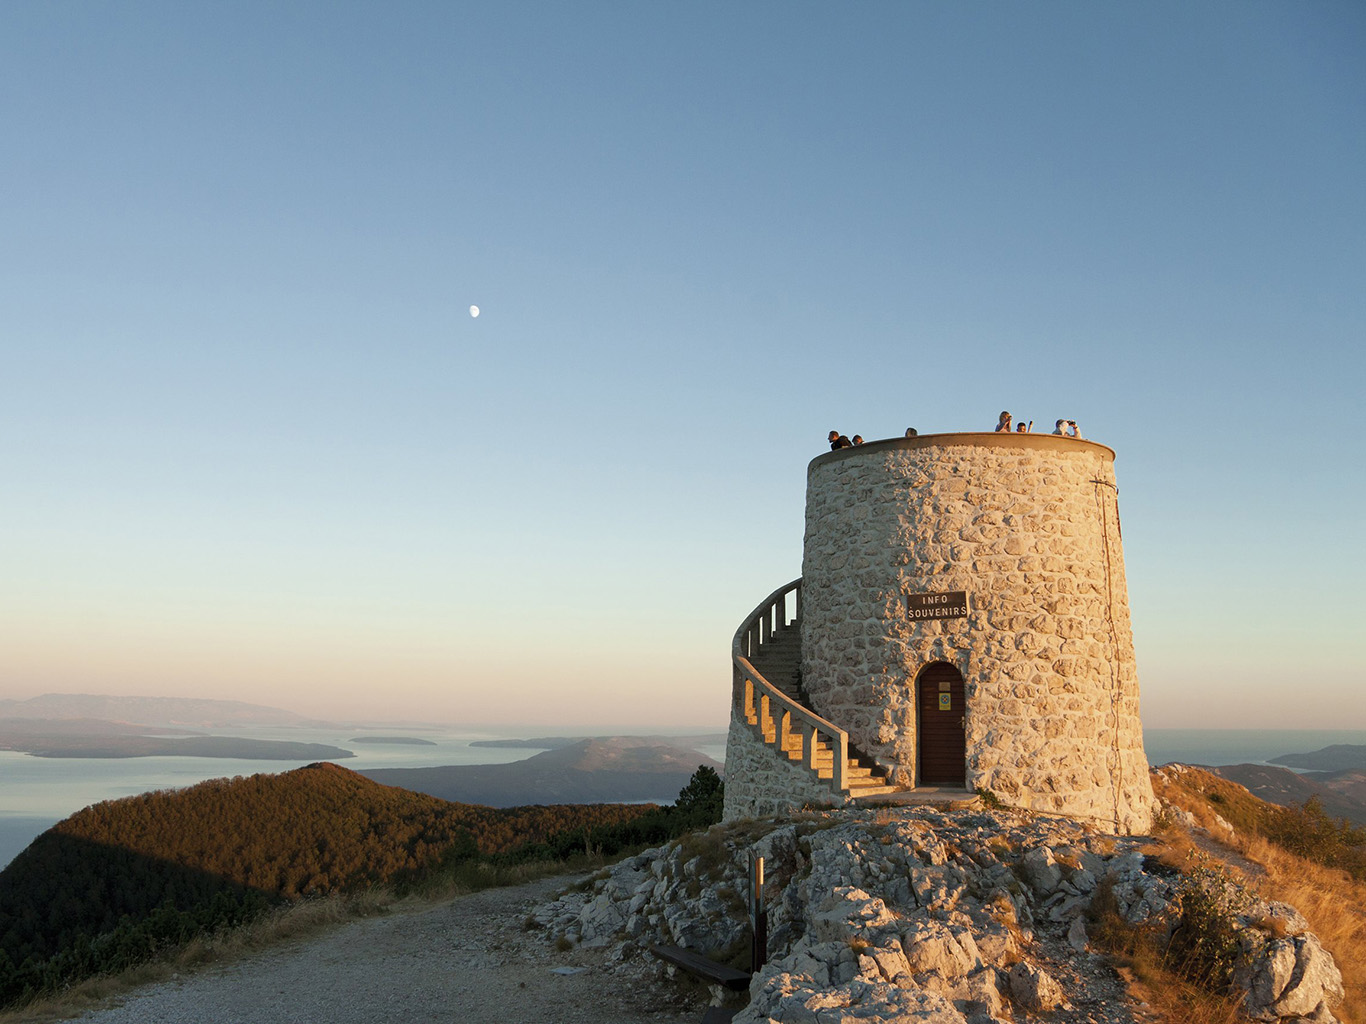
[1167,863,1253,993]
[974,787,1004,810]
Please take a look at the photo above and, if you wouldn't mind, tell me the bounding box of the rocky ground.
[54,802,1347,1024]
[535,805,1345,1024]
[61,875,704,1024]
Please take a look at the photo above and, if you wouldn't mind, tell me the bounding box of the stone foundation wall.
[800,433,1154,833]
[722,710,842,821]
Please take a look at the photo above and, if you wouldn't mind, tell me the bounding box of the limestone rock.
[901,920,980,980]
[535,806,1344,1024]
[810,887,898,943]
[736,976,969,1024]
[1020,846,1062,896]
[1006,961,1065,1013]
[1237,933,1345,1022]
[1066,915,1088,952]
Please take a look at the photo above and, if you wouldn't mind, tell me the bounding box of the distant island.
[467,737,580,750]
[0,729,354,761]
[363,737,722,807]
[0,696,352,761]
[468,732,726,751]
[349,736,437,746]
[1270,744,1366,772]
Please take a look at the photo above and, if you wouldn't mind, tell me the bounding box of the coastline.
[4,725,1362,873]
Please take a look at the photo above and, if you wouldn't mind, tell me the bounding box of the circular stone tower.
[800,432,1154,833]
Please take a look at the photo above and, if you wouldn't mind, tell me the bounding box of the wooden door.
[917,662,966,786]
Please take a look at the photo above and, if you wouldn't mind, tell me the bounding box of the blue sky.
[2,2,1362,728]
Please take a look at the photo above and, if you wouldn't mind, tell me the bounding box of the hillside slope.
[1207,763,1366,824]
[0,762,655,1005]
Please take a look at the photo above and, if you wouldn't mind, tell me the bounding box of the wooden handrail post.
[833,731,848,792]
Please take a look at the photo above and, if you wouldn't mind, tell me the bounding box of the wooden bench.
[647,943,752,991]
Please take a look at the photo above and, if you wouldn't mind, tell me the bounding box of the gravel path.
[66,875,704,1024]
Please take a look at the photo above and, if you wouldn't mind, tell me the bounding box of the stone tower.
[725,431,1154,834]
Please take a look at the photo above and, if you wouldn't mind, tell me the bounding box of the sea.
[1,725,1362,873]
[0,725,729,872]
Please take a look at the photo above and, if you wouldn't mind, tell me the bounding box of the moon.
[469,305,480,318]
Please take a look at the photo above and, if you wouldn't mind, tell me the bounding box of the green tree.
[674,766,724,828]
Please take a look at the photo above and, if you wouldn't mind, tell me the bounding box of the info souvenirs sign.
[907,591,969,622]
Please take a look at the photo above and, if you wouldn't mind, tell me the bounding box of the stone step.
[743,632,912,797]
[767,740,899,792]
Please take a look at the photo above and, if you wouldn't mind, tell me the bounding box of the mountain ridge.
[361,737,722,807]
[0,694,327,729]
[1205,762,1366,824]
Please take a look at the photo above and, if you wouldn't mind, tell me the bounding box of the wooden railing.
[732,578,848,793]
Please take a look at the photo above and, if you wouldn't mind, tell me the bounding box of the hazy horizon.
[4,715,1364,874]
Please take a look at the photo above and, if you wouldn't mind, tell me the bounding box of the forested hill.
[0,762,657,1003]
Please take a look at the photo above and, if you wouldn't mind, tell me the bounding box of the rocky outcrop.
[534,807,1344,1024]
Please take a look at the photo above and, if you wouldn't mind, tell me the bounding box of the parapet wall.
[800,433,1154,833]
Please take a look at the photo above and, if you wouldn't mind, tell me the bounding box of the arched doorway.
[916,662,966,787]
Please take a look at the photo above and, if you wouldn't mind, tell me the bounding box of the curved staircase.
[733,580,904,801]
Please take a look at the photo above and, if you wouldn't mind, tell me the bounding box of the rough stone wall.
[800,433,1154,833]
[722,710,841,821]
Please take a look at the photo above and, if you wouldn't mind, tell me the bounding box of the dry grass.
[412,851,615,901]
[1243,837,1366,1024]
[1106,847,1364,1024]
[1086,878,1244,1024]
[1149,766,1365,1024]
[1115,962,1245,1024]
[1150,767,1262,836]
